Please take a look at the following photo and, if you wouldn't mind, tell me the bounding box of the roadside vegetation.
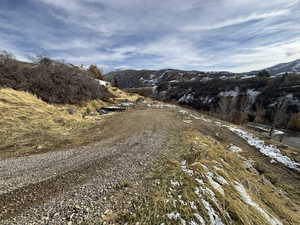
[118,128,300,225]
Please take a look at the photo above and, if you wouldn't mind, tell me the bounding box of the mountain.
[265,59,300,75]
[105,64,300,130]
[105,69,237,89]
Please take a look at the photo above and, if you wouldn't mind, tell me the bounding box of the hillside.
[106,69,300,130]
[0,52,112,104]
[265,59,300,75]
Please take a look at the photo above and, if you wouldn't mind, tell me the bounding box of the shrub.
[0,52,113,104]
[257,70,271,78]
[87,64,104,80]
[288,113,300,131]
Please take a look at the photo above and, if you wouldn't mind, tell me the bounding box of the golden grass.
[119,129,300,225]
[107,86,141,103]
[0,87,144,159]
[0,88,109,158]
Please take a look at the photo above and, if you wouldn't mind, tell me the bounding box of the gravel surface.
[0,109,181,224]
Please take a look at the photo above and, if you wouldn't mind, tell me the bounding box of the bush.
[257,70,271,78]
[0,52,113,104]
[87,64,104,80]
[288,113,300,131]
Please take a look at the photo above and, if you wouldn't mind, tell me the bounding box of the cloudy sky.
[1,0,300,72]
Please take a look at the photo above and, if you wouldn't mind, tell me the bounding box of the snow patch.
[219,90,239,97]
[201,199,225,225]
[206,172,225,196]
[171,180,181,187]
[247,89,260,102]
[167,212,181,220]
[179,93,195,103]
[228,145,242,152]
[194,213,206,225]
[227,126,300,171]
[181,160,194,176]
[147,104,177,109]
[241,75,256,79]
[235,183,283,225]
[96,79,111,87]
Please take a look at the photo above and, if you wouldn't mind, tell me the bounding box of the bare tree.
[255,103,266,124]
[270,99,288,138]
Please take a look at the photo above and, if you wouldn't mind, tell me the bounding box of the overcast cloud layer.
[0,0,300,72]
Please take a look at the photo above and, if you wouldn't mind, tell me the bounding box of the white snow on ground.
[272,130,284,136]
[166,212,187,225]
[195,178,204,185]
[171,180,181,187]
[214,174,228,185]
[228,145,242,152]
[219,90,239,97]
[201,200,225,225]
[179,93,195,103]
[235,183,283,225]
[241,75,256,79]
[194,214,206,225]
[147,104,177,109]
[167,212,181,220]
[179,110,189,115]
[190,201,197,210]
[96,79,111,87]
[195,186,218,207]
[181,160,194,176]
[206,172,225,196]
[226,126,300,172]
[247,89,260,102]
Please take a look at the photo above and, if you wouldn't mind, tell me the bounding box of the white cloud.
[182,9,290,31]
[226,39,300,72]
[2,0,300,72]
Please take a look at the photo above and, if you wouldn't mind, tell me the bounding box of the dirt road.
[0,109,183,224]
[1,106,299,225]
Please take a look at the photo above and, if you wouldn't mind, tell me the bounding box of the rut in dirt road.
[0,109,182,224]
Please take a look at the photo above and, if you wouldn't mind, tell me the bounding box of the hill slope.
[106,69,300,130]
[265,59,300,75]
[0,54,112,104]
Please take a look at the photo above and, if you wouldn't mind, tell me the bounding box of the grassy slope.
[119,129,300,225]
[0,88,140,159]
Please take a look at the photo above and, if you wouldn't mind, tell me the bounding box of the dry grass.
[108,87,142,103]
[0,86,144,159]
[119,129,300,225]
[0,88,110,159]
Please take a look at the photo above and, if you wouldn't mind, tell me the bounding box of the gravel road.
[0,109,182,224]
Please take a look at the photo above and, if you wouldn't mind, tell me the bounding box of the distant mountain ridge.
[105,59,300,130]
[264,59,300,75]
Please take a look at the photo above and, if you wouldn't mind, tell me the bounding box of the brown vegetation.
[0,51,113,104]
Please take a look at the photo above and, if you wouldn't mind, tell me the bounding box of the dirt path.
[1,106,299,225]
[0,109,183,224]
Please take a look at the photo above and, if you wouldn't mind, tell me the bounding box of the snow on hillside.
[226,126,300,172]
[266,59,300,75]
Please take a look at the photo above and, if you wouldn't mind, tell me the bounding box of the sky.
[0,0,300,73]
